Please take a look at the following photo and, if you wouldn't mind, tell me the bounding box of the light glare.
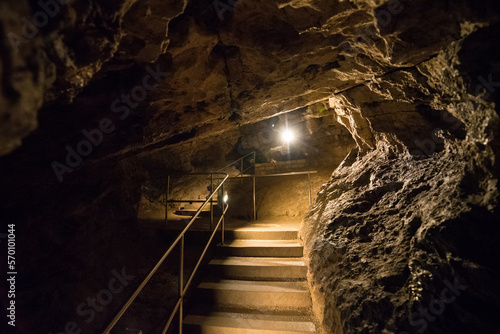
[281,129,295,143]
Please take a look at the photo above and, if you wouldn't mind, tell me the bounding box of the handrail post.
[210,174,214,230]
[308,173,311,206]
[179,235,184,334]
[240,157,244,185]
[253,176,256,221]
[221,184,225,245]
[166,175,170,227]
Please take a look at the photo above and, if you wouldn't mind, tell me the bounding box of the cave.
[1,0,500,333]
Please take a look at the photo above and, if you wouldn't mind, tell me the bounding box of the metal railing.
[103,172,229,334]
[165,173,220,229]
[236,171,317,220]
[217,151,256,176]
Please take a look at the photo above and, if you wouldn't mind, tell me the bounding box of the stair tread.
[227,227,299,232]
[198,279,308,292]
[221,240,302,247]
[227,224,299,232]
[184,314,316,332]
[189,304,312,317]
[226,231,298,241]
[210,257,306,267]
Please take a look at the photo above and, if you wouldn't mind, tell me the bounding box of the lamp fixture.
[281,128,295,144]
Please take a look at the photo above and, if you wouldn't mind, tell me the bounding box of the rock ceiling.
[2,0,498,161]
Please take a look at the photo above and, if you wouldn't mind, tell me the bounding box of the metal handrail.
[236,170,317,178]
[103,172,229,334]
[216,151,256,177]
[161,203,229,334]
[165,173,223,229]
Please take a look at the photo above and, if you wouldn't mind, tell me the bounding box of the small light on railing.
[223,191,228,203]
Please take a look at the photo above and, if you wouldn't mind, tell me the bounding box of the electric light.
[281,129,295,143]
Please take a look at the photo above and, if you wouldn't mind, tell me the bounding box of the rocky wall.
[300,23,500,334]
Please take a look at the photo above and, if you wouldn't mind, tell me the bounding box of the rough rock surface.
[0,0,187,155]
[301,142,499,333]
[3,0,497,161]
[300,13,500,334]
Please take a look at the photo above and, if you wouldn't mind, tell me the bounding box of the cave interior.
[1,0,500,333]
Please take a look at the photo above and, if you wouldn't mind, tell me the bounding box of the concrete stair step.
[184,312,317,334]
[189,304,313,318]
[225,228,298,241]
[208,257,307,280]
[183,220,315,333]
[196,279,311,310]
[219,239,303,257]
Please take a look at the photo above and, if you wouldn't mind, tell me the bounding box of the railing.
[165,173,221,229]
[217,151,256,176]
[104,172,229,334]
[236,171,317,220]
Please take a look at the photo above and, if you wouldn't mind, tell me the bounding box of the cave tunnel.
[1,0,500,333]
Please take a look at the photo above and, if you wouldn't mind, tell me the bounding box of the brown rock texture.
[301,142,499,333]
[299,4,500,332]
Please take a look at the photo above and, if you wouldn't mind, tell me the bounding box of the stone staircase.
[184,221,318,333]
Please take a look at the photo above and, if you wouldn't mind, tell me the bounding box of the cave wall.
[300,12,500,334]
